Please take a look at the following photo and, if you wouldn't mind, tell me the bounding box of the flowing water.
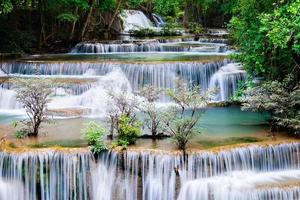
[0,36,244,116]
[120,10,156,33]
[0,143,299,200]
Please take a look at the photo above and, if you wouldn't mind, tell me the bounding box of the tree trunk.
[80,0,95,41]
[69,7,78,40]
[183,0,190,27]
[106,0,122,32]
[39,0,46,47]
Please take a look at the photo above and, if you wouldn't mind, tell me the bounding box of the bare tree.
[138,85,164,138]
[163,78,215,154]
[13,78,54,137]
[106,85,139,137]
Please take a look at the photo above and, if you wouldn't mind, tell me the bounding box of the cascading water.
[209,63,246,101]
[70,41,228,53]
[1,60,229,90]
[177,171,300,200]
[0,150,92,200]
[0,35,243,116]
[152,14,165,27]
[120,10,155,33]
[0,143,299,200]
[0,59,239,115]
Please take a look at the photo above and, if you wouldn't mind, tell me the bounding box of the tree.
[13,78,54,137]
[138,85,164,138]
[228,0,300,81]
[163,78,214,154]
[242,75,300,136]
[106,85,139,137]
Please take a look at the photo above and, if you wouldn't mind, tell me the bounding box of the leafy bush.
[15,129,27,139]
[117,115,141,146]
[187,22,204,35]
[242,75,300,136]
[82,121,107,153]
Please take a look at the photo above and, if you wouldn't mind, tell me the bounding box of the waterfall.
[120,10,155,33]
[0,60,248,113]
[0,143,299,200]
[1,60,228,90]
[70,42,228,53]
[209,63,246,101]
[0,150,92,200]
[198,38,229,44]
[207,29,229,37]
[152,14,165,27]
[177,171,300,200]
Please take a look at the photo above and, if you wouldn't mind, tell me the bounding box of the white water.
[121,10,155,33]
[1,37,240,117]
[178,170,300,200]
[49,69,132,117]
[0,143,299,200]
[0,59,243,116]
[209,63,246,101]
[71,41,228,53]
[153,14,165,27]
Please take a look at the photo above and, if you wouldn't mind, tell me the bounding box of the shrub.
[187,22,204,35]
[117,115,141,146]
[15,129,27,139]
[82,121,107,153]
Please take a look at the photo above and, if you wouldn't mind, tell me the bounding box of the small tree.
[138,85,164,138]
[106,85,140,144]
[81,121,107,154]
[163,78,214,153]
[13,78,53,137]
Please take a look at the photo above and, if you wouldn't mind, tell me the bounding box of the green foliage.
[0,0,13,15]
[242,75,300,135]
[187,22,204,35]
[57,13,79,22]
[117,115,141,146]
[81,121,107,153]
[152,0,182,16]
[229,0,300,80]
[231,77,255,101]
[15,130,28,139]
[97,0,116,12]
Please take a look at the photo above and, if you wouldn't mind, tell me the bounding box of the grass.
[197,137,262,149]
